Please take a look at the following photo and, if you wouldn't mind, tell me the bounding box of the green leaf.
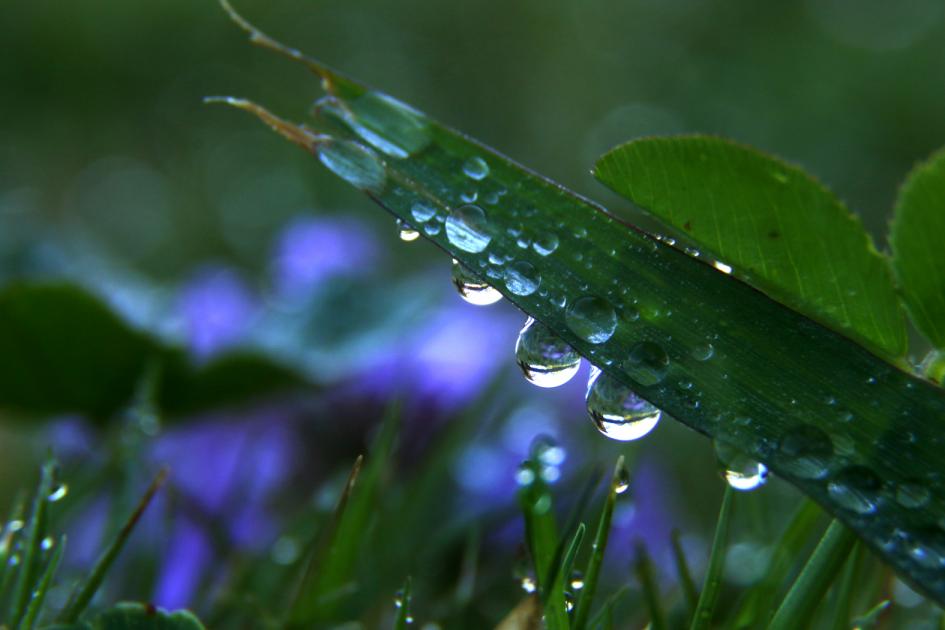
[215,3,945,605]
[594,135,906,359]
[891,147,945,350]
[671,529,698,620]
[634,543,667,630]
[0,283,305,423]
[768,520,857,630]
[690,485,733,630]
[93,603,206,630]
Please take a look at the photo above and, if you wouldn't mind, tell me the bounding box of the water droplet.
[896,482,931,509]
[445,204,492,253]
[7,519,24,533]
[423,222,442,236]
[411,202,437,223]
[520,575,537,593]
[713,261,733,274]
[564,592,575,613]
[271,535,301,565]
[586,367,661,441]
[908,529,945,569]
[48,484,69,502]
[394,588,407,608]
[532,233,559,256]
[778,425,833,480]
[515,318,581,388]
[624,341,669,386]
[451,261,502,306]
[460,189,478,203]
[515,464,536,487]
[614,463,631,495]
[317,140,386,192]
[40,537,54,551]
[691,343,714,361]
[346,91,431,159]
[505,261,540,296]
[462,156,490,180]
[715,440,768,491]
[397,219,420,242]
[827,466,882,514]
[566,296,617,344]
[569,571,585,591]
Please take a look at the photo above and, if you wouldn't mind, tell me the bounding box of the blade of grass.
[57,468,168,623]
[768,520,858,630]
[553,522,586,611]
[850,599,890,628]
[830,541,863,630]
[0,492,27,615]
[690,485,734,630]
[393,576,411,630]
[635,542,668,630]
[586,585,630,630]
[9,460,56,628]
[572,457,626,630]
[216,1,945,604]
[672,529,699,619]
[16,535,64,630]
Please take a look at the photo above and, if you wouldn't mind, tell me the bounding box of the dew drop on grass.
[566,296,617,344]
[347,91,431,159]
[564,592,575,613]
[896,482,931,509]
[614,463,631,495]
[411,201,437,223]
[462,156,490,180]
[777,424,833,480]
[908,529,945,569]
[446,204,492,253]
[586,366,661,441]
[713,261,733,274]
[515,463,536,487]
[532,233,559,256]
[397,219,420,242]
[625,341,669,386]
[451,261,502,306]
[40,536,54,551]
[48,483,69,502]
[317,140,386,192]
[691,343,715,361]
[828,466,882,514]
[520,575,537,593]
[570,571,585,591]
[423,222,442,236]
[714,440,768,491]
[505,261,540,296]
[515,318,581,388]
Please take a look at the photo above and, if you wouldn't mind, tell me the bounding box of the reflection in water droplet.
[625,341,669,386]
[451,261,502,306]
[564,592,575,612]
[713,261,733,274]
[462,156,490,180]
[411,202,437,223]
[614,463,631,495]
[586,367,661,441]
[317,140,386,192]
[505,261,540,296]
[397,219,420,242]
[346,91,431,159]
[828,466,882,514]
[461,189,478,203]
[691,343,714,361]
[896,482,931,509]
[515,318,581,388]
[520,575,537,593]
[715,440,768,491]
[423,222,442,236]
[48,484,69,502]
[40,537,54,551]
[566,296,617,344]
[532,233,559,256]
[908,529,945,570]
[570,571,585,591]
[515,464,536,487]
[778,425,833,479]
[446,204,492,253]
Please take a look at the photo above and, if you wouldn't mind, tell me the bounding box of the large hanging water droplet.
[345,91,431,159]
[586,366,661,441]
[317,140,386,192]
[714,440,768,491]
[566,296,617,344]
[397,219,420,242]
[451,261,502,306]
[445,204,492,253]
[505,261,540,296]
[827,466,882,514]
[462,156,490,180]
[777,425,833,480]
[624,341,669,386]
[515,318,581,388]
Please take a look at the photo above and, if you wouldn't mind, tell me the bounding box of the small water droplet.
[566,296,617,344]
[394,588,406,608]
[532,233,559,256]
[778,425,833,480]
[520,575,537,593]
[896,482,931,509]
[460,189,479,203]
[48,484,69,502]
[317,140,386,192]
[827,466,882,514]
[515,318,581,388]
[445,204,492,253]
[574,227,588,238]
[505,261,540,296]
[451,261,502,306]
[462,156,490,180]
[345,91,431,158]
[40,537,54,551]
[614,463,631,495]
[586,367,661,441]
[515,464,536,487]
[624,341,669,386]
[715,440,768,491]
[569,571,585,591]
[564,592,575,613]
[397,219,420,242]
[691,343,714,362]
[411,202,437,223]
[908,528,945,569]
[7,519,24,533]
[713,261,733,274]
[423,222,442,236]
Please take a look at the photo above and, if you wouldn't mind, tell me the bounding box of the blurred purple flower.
[177,265,257,360]
[271,215,378,298]
[154,517,212,610]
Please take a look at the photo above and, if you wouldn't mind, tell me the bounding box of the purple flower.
[271,215,378,298]
[177,265,257,360]
[153,517,212,610]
